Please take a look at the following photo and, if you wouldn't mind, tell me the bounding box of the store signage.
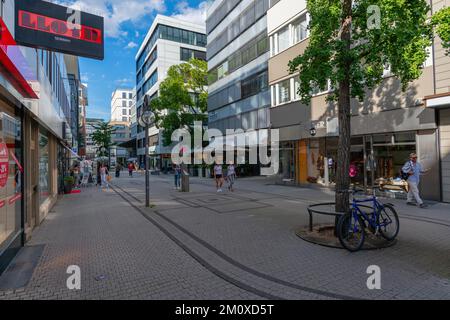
[0,143,9,188]
[15,0,104,60]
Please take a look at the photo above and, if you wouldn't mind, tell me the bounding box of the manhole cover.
[95,275,107,281]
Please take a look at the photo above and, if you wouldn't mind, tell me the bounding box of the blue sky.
[63,0,209,121]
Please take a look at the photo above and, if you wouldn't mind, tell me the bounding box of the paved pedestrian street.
[0,173,449,300]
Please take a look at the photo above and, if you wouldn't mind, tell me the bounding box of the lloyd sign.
[15,0,104,60]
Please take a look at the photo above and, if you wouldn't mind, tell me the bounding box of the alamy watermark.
[66,265,81,290]
[170,122,280,176]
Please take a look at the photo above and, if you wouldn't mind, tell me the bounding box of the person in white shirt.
[226,162,237,192]
[213,163,224,192]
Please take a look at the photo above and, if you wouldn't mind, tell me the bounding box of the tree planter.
[298,202,397,250]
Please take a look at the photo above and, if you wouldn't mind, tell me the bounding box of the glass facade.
[306,132,417,195]
[180,48,207,62]
[136,24,206,73]
[208,33,269,85]
[0,101,22,256]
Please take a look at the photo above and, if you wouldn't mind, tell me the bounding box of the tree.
[288,0,447,212]
[150,58,208,146]
[431,6,450,55]
[92,122,116,157]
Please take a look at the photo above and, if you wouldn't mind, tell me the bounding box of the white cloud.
[115,78,133,86]
[125,41,138,49]
[57,0,166,38]
[171,1,209,25]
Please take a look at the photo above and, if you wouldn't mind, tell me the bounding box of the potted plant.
[64,176,75,194]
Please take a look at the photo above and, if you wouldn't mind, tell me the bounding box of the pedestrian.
[96,163,101,186]
[128,162,134,177]
[402,153,429,208]
[174,164,182,190]
[226,162,237,192]
[115,163,122,178]
[213,162,224,193]
[100,164,109,189]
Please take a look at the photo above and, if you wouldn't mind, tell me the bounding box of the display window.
[39,129,50,204]
[0,100,23,251]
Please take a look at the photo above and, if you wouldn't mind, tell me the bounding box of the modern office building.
[85,118,104,160]
[109,121,131,166]
[267,0,447,202]
[111,88,134,123]
[135,14,206,169]
[0,0,81,273]
[78,83,89,157]
[206,0,271,174]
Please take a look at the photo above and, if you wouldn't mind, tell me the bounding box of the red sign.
[18,10,102,44]
[0,143,9,188]
[0,200,5,209]
[8,193,22,205]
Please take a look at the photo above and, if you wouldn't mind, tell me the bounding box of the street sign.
[15,0,104,60]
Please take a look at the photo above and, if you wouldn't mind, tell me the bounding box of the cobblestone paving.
[0,173,449,300]
[0,185,262,300]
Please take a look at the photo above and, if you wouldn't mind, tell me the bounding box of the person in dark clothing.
[115,163,122,178]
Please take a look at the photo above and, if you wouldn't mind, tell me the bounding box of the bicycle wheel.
[378,204,400,241]
[337,212,366,252]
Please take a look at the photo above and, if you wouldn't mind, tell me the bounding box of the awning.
[60,142,81,159]
[424,92,450,109]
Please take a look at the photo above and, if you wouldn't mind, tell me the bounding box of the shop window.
[0,109,22,250]
[39,130,50,205]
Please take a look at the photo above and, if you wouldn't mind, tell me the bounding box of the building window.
[293,15,308,44]
[278,79,291,104]
[208,33,269,85]
[129,93,132,99]
[277,26,290,53]
[122,92,126,99]
[122,101,126,108]
[180,48,207,61]
[122,117,128,122]
[123,109,127,115]
[241,71,268,99]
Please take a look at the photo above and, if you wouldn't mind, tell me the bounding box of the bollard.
[181,166,190,192]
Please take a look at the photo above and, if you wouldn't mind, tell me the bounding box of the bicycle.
[337,188,400,252]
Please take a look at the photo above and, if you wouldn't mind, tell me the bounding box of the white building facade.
[135,15,206,170]
[110,88,134,123]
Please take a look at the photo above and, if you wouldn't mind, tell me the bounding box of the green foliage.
[288,0,434,104]
[91,122,116,156]
[64,176,75,185]
[150,58,208,146]
[432,6,450,55]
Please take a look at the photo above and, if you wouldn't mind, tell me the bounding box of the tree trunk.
[335,0,352,213]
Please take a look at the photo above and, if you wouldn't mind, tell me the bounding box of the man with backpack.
[402,153,429,209]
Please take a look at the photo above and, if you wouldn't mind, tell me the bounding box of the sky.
[58,0,210,121]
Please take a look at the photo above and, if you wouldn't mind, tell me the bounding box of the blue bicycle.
[337,189,400,252]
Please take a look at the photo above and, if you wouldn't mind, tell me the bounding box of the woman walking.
[213,163,224,193]
[226,162,237,192]
[174,164,182,190]
[100,164,109,189]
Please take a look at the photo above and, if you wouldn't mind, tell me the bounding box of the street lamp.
[138,102,155,208]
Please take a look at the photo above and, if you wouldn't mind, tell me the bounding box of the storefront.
[305,131,428,198]
[424,93,450,203]
[0,95,24,274]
